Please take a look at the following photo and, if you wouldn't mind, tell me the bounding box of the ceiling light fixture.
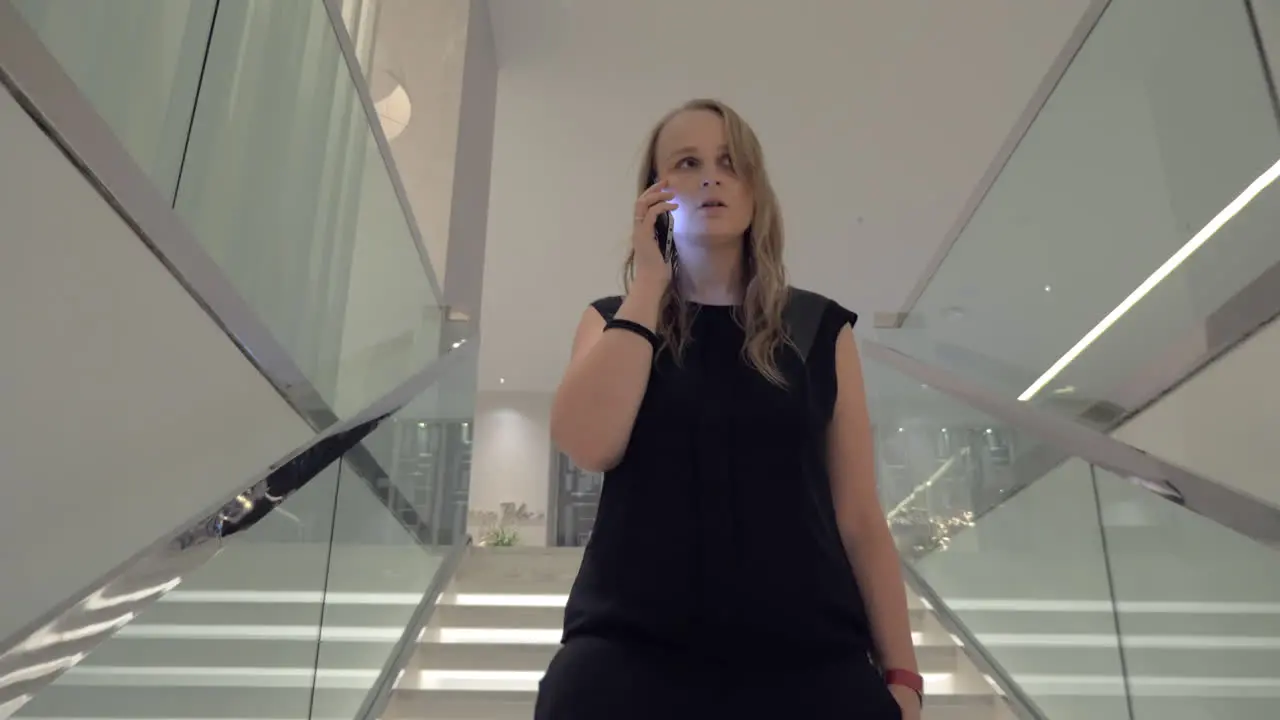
[1019,156,1280,402]
[374,82,411,141]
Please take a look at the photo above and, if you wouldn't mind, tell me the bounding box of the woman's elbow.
[554,440,619,474]
[566,451,617,474]
[836,505,895,552]
[550,415,623,473]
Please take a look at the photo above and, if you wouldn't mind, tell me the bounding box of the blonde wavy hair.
[624,98,792,385]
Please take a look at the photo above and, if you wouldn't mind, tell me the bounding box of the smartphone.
[647,169,674,260]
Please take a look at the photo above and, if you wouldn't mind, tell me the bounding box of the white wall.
[467,390,554,545]
[1112,315,1280,508]
[0,88,314,644]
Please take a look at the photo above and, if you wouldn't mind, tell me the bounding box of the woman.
[537,99,922,720]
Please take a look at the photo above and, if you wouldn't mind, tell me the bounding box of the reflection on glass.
[337,0,382,77]
[865,349,1130,717]
[911,460,1129,718]
[14,463,342,720]
[1096,470,1280,720]
[555,452,604,548]
[174,0,442,419]
[864,345,1036,555]
[313,349,476,714]
[882,0,1280,429]
[310,459,443,717]
[12,0,216,194]
[13,342,476,719]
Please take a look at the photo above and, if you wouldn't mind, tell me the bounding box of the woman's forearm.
[843,518,918,671]
[550,284,664,471]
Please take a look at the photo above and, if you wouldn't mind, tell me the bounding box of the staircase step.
[448,548,583,594]
[385,687,1001,720]
[406,641,960,674]
[387,688,537,720]
[410,642,559,671]
[431,599,931,634]
[431,603,566,629]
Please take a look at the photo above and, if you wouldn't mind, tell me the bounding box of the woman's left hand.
[888,684,922,720]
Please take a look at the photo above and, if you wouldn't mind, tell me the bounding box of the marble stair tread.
[405,640,961,674]
[385,688,1003,720]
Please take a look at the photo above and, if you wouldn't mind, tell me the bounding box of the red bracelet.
[884,668,924,703]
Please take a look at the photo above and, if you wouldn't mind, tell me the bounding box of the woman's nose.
[701,177,721,187]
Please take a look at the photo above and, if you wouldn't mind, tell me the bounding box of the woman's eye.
[719,155,736,172]
[675,157,699,169]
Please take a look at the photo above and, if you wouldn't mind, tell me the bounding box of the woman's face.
[652,109,754,243]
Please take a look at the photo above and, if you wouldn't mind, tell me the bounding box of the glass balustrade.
[12,0,444,422]
[865,342,1280,720]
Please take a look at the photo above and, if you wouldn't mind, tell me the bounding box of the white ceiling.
[867,0,1280,416]
[476,0,1094,393]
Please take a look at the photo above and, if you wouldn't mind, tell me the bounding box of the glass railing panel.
[366,345,476,540]
[912,458,1132,718]
[313,349,475,716]
[9,344,477,720]
[335,0,381,77]
[864,346,1132,718]
[13,461,343,720]
[1094,469,1280,720]
[864,342,1051,544]
[332,0,470,292]
[13,0,444,420]
[883,0,1280,426]
[173,0,442,418]
[10,0,216,194]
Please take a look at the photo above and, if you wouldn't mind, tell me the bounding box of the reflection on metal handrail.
[0,340,478,715]
[861,338,1280,547]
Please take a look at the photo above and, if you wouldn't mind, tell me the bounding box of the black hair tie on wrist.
[604,318,660,353]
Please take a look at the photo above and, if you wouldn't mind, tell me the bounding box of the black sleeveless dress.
[535,292,902,720]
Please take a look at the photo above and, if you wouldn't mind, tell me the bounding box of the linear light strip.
[1019,157,1280,401]
[448,593,570,607]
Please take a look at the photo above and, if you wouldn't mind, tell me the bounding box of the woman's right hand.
[630,179,678,292]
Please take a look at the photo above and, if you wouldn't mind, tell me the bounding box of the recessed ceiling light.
[1044,285,1052,292]
[499,378,506,384]
[1019,156,1280,401]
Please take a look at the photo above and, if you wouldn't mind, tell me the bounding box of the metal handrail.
[0,340,479,711]
[861,338,1280,547]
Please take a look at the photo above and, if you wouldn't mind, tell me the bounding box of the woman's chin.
[677,225,748,247]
